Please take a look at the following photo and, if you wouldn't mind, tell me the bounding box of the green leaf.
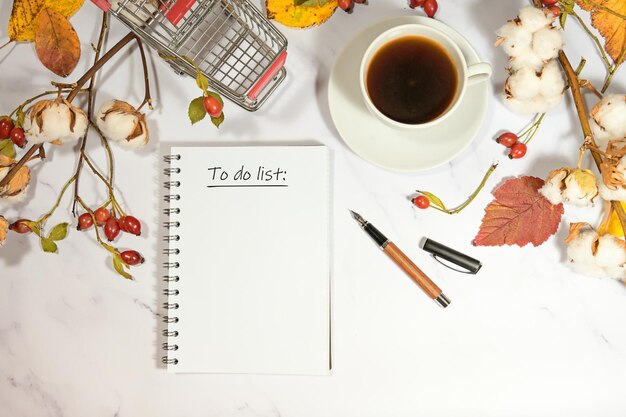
[41,237,58,253]
[16,108,25,127]
[417,191,447,210]
[294,0,331,6]
[559,11,567,29]
[188,96,207,125]
[113,253,132,280]
[206,91,224,106]
[26,221,41,237]
[196,73,209,93]
[0,139,16,159]
[48,222,68,241]
[562,0,575,14]
[211,113,225,128]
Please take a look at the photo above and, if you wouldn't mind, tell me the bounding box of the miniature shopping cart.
[91,0,288,111]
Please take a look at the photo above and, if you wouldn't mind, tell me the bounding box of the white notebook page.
[166,145,330,375]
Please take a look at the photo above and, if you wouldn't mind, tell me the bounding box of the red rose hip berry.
[508,142,528,159]
[0,118,14,139]
[104,217,121,241]
[412,195,430,209]
[541,0,559,5]
[547,5,561,17]
[409,0,425,8]
[496,132,519,147]
[203,95,223,118]
[77,213,94,231]
[9,219,32,234]
[423,0,438,17]
[338,0,354,12]
[120,215,141,236]
[94,207,110,226]
[10,128,26,148]
[120,250,144,266]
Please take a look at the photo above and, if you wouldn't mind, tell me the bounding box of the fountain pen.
[350,210,450,308]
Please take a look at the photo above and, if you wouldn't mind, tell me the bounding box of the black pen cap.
[422,238,482,275]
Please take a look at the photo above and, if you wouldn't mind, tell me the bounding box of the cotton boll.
[541,93,564,112]
[566,227,607,277]
[540,168,568,205]
[518,6,554,32]
[561,176,596,206]
[96,100,149,150]
[598,182,626,201]
[589,117,613,150]
[23,98,87,145]
[504,96,539,115]
[506,67,542,100]
[591,94,626,139]
[532,27,564,61]
[595,235,626,279]
[539,60,565,97]
[509,50,544,72]
[496,21,533,57]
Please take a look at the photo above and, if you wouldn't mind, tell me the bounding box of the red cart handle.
[247,51,287,101]
[91,0,111,11]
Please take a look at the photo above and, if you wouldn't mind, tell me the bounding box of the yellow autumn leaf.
[267,0,337,28]
[576,0,626,64]
[8,0,84,42]
[599,202,626,237]
[0,216,7,247]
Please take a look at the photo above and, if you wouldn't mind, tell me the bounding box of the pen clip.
[430,253,476,274]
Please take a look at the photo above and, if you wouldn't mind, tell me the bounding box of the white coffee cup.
[359,24,492,130]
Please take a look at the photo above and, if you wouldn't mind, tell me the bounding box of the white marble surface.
[2,1,626,416]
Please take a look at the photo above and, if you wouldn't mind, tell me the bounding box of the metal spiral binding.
[162,154,181,366]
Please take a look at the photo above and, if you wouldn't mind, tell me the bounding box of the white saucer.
[328,17,490,173]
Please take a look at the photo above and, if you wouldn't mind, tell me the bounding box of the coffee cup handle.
[466,62,492,86]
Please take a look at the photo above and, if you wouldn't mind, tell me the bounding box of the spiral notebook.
[162,145,331,375]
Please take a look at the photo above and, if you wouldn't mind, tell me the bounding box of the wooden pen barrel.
[383,242,442,299]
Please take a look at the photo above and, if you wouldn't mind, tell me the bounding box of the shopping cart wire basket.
[92,0,288,111]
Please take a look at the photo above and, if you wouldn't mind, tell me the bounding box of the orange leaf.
[474,176,564,247]
[576,0,626,64]
[34,7,80,77]
[0,216,7,246]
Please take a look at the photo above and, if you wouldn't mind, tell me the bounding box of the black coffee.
[366,36,458,124]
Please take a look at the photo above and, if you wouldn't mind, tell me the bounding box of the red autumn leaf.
[473,176,564,247]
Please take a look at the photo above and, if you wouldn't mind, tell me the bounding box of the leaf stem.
[39,175,77,225]
[72,12,108,216]
[568,9,612,70]
[518,113,546,145]
[417,163,499,215]
[601,47,626,93]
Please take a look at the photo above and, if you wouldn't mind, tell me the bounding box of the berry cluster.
[541,0,561,17]
[78,207,145,266]
[338,0,367,14]
[409,0,438,18]
[496,132,528,159]
[0,117,26,148]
